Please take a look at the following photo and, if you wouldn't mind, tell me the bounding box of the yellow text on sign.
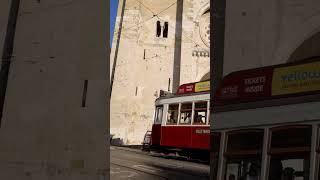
[195,81,210,92]
[272,61,320,96]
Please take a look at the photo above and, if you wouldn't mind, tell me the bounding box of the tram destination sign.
[177,81,210,94]
[214,58,320,104]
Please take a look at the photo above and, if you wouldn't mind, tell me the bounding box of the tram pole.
[210,0,226,179]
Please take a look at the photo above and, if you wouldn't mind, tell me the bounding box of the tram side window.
[179,103,192,124]
[268,126,312,180]
[167,104,179,125]
[224,130,264,180]
[193,101,207,125]
[154,106,163,124]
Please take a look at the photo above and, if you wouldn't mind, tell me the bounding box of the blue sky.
[110,0,119,46]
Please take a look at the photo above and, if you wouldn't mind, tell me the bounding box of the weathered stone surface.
[110,0,210,145]
[0,0,108,179]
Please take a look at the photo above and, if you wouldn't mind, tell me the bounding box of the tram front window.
[224,130,264,180]
[268,125,312,180]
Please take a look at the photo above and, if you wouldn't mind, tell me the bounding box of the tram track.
[111,147,210,179]
[110,162,169,179]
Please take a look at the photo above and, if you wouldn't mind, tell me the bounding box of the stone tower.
[110,0,210,145]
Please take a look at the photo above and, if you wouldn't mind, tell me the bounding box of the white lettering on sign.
[222,86,238,94]
[244,76,266,85]
[196,129,210,134]
[244,85,264,93]
[186,85,193,91]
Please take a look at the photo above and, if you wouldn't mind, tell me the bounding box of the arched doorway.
[288,31,320,62]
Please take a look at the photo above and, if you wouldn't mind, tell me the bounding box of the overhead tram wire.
[112,1,177,38]
[133,0,209,51]
[155,15,209,51]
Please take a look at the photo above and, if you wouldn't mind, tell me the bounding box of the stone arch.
[274,15,320,64]
[199,71,210,81]
[194,2,210,22]
[287,31,320,62]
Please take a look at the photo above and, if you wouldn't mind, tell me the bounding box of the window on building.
[193,101,207,125]
[179,103,192,124]
[156,21,161,37]
[166,104,179,125]
[154,106,163,124]
[163,22,168,38]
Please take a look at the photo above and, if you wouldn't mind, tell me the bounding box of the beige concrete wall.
[110,0,210,145]
[223,0,320,75]
[0,0,108,179]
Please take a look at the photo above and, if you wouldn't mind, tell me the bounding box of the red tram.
[143,81,210,160]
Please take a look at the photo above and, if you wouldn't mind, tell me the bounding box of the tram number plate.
[196,129,210,134]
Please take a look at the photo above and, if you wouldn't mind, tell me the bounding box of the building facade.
[223,0,320,74]
[110,0,210,145]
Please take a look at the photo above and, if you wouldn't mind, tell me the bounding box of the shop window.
[154,106,163,124]
[179,103,192,124]
[193,101,207,125]
[166,104,179,125]
[224,129,264,180]
[156,21,161,37]
[268,125,312,180]
[163,22,168,38]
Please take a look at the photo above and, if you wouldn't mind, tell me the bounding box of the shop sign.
[215,68,273,102]
[272,61,320,95]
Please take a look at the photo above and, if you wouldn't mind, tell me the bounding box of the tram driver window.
[268,126,312,180]
[167,104,179,125]
[193,101,207,125]
[179,103,192,124]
